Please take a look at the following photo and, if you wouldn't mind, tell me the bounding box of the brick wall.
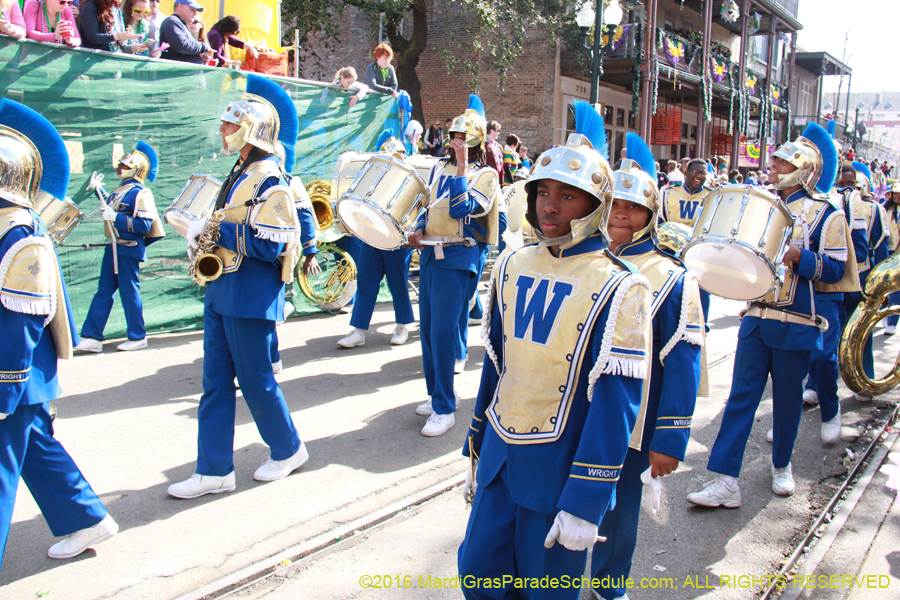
[293,0,561,155]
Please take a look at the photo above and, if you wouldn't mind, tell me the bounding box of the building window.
[616,108,625,127]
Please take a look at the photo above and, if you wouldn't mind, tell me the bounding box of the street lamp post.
[852,101,865,155]
[575,1,624,105]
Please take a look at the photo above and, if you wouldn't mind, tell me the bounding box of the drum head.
[682,241,776,301]
[335,198,403,250]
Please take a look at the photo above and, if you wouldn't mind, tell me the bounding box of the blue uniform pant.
[81,247,145,341]
[350,244,414,330]
[888,292,900,326]
[708,326,811,476]
[804,298,842,422]
[269,329,280,364]
[458,466,587,600]
[335,236,362,306]
[457,245,489,361]
[699,289,711,329]
[0,403,108,568]
[839,294,875,381]
[197,306,301,476]
[590,449,649,599]
[419,263,471,415]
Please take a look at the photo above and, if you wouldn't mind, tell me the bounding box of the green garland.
[727,63,735,135]
[632,23,642,116]
[784,85,791,142]
[652,28,660,115]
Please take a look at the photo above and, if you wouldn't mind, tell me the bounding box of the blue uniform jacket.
[205,156,287,322]
[742,188,846,351]
[110,179,156,261]
[0,209,79,414]
[614,236,701,461]
[416,160,491,274]
[297,205,318,257]
[837,186,870,283]
[463,235,644,525]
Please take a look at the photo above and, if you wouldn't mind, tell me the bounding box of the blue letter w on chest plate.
[513,271,581,346]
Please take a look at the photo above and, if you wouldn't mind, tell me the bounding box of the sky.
[795,0,895,94]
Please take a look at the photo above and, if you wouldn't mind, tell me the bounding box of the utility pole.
[833,31,848,122]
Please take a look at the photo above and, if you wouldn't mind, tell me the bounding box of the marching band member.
[407,94,500,437]
[457,101,651,600]
[75,141,165,352]
[0,98,118,565]
[168,74,308,499]
[882,182,900,335]
[687,122,849,506]
[337,131,415,349]
[660,158,714,321]
[591,133,703,600]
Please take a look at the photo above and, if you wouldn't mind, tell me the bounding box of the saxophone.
[189,202,256,286]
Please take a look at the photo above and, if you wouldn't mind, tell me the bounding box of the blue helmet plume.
[625,132,657,180]
[374,129,396,152]
[467,94,485,119]
[802,121,838,194]
[246,74,299,171]
[852,160,874,193]
[826,119,836,138]
[136,140,158,183]
[572,101,608,160]
[0,99,69,200]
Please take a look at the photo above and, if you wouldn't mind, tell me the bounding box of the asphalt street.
[3,289,899,600]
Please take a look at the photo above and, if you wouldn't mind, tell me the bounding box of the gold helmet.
[525,101,613,250]
[219,75,299,171]
[770,121,837,197]
[852,161,874,199]
[891,181,900,194]
[0,99,69,209]
[118,140,158,183]
[374,129,406,158]
[448,94,487,149]
[603,132,659,245]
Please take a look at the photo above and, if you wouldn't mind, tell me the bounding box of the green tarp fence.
[0,37,401,338]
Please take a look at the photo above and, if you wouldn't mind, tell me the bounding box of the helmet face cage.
[771,137,824,195]
[0,125,42,209]
[602,159,659,245]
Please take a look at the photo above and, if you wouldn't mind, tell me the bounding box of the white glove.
[462,468,477,503]
[543,510,598,551]
[0,413,8,420]
[86,171,105,191]
[102,206,117,221]
[186,219,207,250]
[640,467,662,516]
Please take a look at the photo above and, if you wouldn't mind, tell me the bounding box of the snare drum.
[33,191,84,245]
[681,184,794,301]
[335,155,428,250]
[406,154,440,189]
[164,174,223,238]
[330,151,373,202]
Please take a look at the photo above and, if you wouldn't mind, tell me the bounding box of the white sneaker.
[74,338,103,353]
[117,338,148,351]
[47,514,118,559]
[283,302,295,321]
[766,428,774,443]
[390,324,409,345]
[455,358,466,374]
[337,329,365,348]
[885,325,896,335]
[686,476,741,508]
[802,389,819,406]
[421,412,455,437]
[272,360,283,374]
[821,407,842,443]
[855,390,874,402]
[167,472,236,499]
[772,463,795,496]
[415,390,459,416]
[253,442,309,482]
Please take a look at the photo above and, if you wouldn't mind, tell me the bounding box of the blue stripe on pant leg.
[225,315,301,461]
[421,266,470,415]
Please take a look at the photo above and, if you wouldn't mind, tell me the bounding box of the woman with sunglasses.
[23,0,81,47]
[120,0,159,57]
[77,0,140,52]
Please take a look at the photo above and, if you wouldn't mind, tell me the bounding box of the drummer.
[407,94,500,437]
[660,158,714,320]
[687,122,850,507]
[336,130,416,349]
[75,142,165,353]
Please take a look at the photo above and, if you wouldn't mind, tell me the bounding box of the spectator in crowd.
[333,67,368,108]
[846,146,855,160]
[147,0,165,40]
[120,0,159,57]
[404,120,423,155]
[657,160,670,189]
[23,0,80,46]
[679,156,690,175]
[484,120,503,178]
[77,0,140,51]
[423,120,444,157]
[518,145,532,170]
[746,170,758,186]
[364,43,399,98]
[188,13,204,44]
[729,169,740,184]
[0,0,26,38]
[442,117,452,154]
[207,14,258,67]
[666,159,684,184]
[159,0,210,64]
[502,133,520,186]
